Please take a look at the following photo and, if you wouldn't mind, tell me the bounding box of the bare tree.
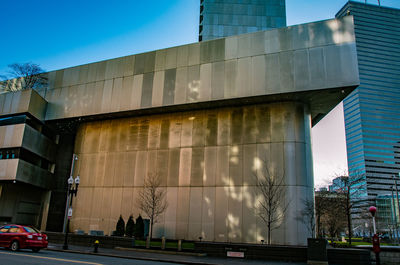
[136,173,167,239]
[254,165,289,245]
[298,198,316,238]
[315,191,329,237]
[322,193,347,241]
[334,171,366,245]
[0,62,47,92]
[324,207,347,241]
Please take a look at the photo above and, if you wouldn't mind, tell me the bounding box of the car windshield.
[8,227,19,233]
[0,226,9,233]
[23,226,40,233]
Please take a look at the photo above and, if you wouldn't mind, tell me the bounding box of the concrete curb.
[45,247,216,265]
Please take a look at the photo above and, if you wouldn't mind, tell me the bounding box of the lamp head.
[75,176,80,185]
[369,206,377,217]
[67,176,74,185]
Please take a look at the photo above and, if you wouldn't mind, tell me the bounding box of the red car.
[0,224,48,252]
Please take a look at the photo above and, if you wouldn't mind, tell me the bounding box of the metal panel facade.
[71,103,313,244]
[41,17,358,123]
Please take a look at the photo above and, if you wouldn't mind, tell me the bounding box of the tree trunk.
[150,218,154,240]
[346,189,352,246]
[347,208,352,245]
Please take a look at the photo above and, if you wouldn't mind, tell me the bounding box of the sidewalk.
[47,243,307,265]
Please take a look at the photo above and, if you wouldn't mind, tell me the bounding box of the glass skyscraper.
[336,2,400,200]
[199,0,286,41]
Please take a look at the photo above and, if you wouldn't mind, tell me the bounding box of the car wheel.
[32,248,40,253]
[10,241,19,251]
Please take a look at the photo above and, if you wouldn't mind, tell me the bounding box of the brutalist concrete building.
[0,15,359,245]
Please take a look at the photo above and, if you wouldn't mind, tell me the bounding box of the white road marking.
[0,251,103,264]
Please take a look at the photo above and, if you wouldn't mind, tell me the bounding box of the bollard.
[178,239,182,251]
[161,236,166,250]
[94,240,99,253]
[131,236,136,247]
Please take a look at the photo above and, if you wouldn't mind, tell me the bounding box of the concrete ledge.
[195,242,307,262]
[115,247,206,257]
[46,231,135,248]
[356,245,400,265]
[46,246,214,265]
[46,232,194,251]
[195,242,371,265]
[327,248,370,265]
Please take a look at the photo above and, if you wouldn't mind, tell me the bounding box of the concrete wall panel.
[174,67,188,105]
[164,187,178,238]
[214,186,228,242]
[169,115,182,148]
[180,114,194,147]
[202,187,215,240]
[203,146,217,187]
[179,148,192,187]
[188,187,203,240]
[228,186,243,242]
[223,59,237,99]
[176,187,190,239]
[152,71,165,107]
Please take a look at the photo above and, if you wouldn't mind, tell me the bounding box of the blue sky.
[2,0,399,74]
[1,0,399,186]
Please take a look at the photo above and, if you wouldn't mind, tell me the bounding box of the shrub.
[126,215,135,237]
[135,215,145,238]
[115,215,125,237]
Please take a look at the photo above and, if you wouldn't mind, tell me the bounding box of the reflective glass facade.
[376,195,400,234]
[199,0,286,41]
[336,2,400,198]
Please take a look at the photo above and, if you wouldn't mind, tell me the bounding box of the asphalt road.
[0,248,179,265]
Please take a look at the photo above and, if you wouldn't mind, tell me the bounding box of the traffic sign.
[68,207,73,219]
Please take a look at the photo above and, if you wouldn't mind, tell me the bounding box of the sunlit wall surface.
[337,2,400,197]
[72,102,313,244]
[199,0,286,41]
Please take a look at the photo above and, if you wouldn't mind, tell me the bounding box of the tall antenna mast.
[364,0,381,6]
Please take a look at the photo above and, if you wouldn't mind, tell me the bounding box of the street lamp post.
[369,206,377,234]
[63,154,78,233]
[395,173,400,242]
[62,175,80,250]
[391,185,399,244]
[62,154,80,250]
[369,206,380,265]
